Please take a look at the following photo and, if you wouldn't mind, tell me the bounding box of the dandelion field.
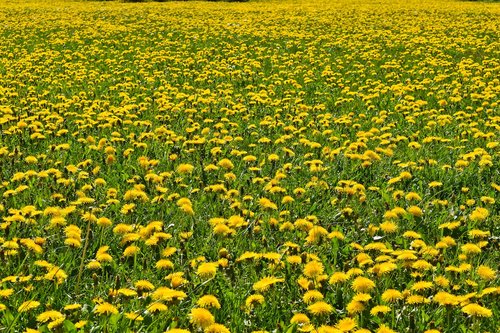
[0,0,499,332]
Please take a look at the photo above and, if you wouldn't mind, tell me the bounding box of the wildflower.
[290,313,310,324]
[125,312,144,321]
[197,295,221,309]
[407,206,423,217]
[370,305,391,316]
[94,302,118,315]
[461,303,492,317]
[218,158,234,170]
[36,310,65,323]
[307,301,333,315]
[376,324,397,333]
[336,317,357,331]
[346,300,365,314]
[177,164,194,174]
[148,302,168,313]
[352,276,376,293]
[253,276,284,292]
[197,262,218,279]
[304,261,324,278]
[205,323,231,333]
[381,289,402,303]
[330,272,349,284]
[135,280,155,291]
[190,308,215,328]
[476,265,496,280]
[18,300,40,312]
[303,290,324,304]
[469,207,489,221]
[245,294,265,308]
[461,243,481,254]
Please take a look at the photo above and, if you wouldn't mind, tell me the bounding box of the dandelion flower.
[336,317,357,331]
[370,305,391,316]
[18,300,40,312]
[36,310,65,323]
[461,303,492,317]
[376,324,397,333]
[197,262,218,279]
[205,323,231,333]
[476,265,496,280]
[190,308,215,328]
[94,302,118,315]
[197,295,221,309]
[304,260,324,278]
[290,313,310,324]
[307,301,333,316]
[352,276,376,293]
[253,276,284,292]
[381,289,403,303]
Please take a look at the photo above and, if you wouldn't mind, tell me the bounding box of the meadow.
[0,0,498,332]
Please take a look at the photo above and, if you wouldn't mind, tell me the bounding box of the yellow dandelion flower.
[376,324,397,333]
[36,310,65,323]
[177,164,195,174]
[197,262,218,279]
[469,207,489,221]
[407,206,423,217]
[303,290,324,304]
[125,312,144,321]
[218,158,234,170]
[197,295,221,309]
[245,294,265,308]
[346,300,365,315]
[304,260,324,278]
[253,276,284,293]
[352,276,376,293]
[307,301,333,316]
[461,243,481,254]
[329,272,349,284]
[370,305,391,316]
[476,265,496,280]
[18,300,40,312]
[93,302,118,315]
[290,313,310,324]
[353,293,371,302]
[148,302,168,313]
[135,280,155,291]
[204,323,231,333]
[336,317,357,331]
[461,303,492,317]
[190,308,215,328]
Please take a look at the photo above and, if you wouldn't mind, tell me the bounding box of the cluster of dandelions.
[0,0,498,332]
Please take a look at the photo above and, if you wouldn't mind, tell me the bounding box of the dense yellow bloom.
[304,261,324,278]
[476,265,496,280]
[93,302,118,315]
[18,300,40,312]
[253,276,284,292]
[352,276,376,293]
[290,313,310,324]
[308,301,334,315]
[36,310,65,323]
[197,262,218,279]
[461,303,492,317]
[205,323,231,333]
[197,295,221,309]
[336,317,357,331]
[190,308,215,328]
[177,164,195,174]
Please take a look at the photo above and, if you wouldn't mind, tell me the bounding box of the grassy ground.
[0,0,498,332]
